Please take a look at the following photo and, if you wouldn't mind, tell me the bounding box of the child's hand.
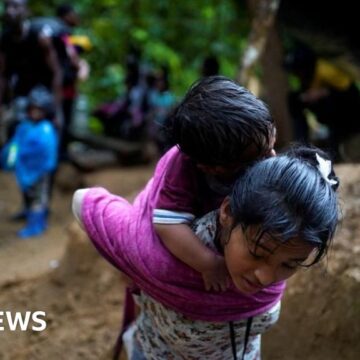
[201,255,230,292]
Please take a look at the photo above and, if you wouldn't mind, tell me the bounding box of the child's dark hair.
[165,76,274,165]
[229,145,339,265]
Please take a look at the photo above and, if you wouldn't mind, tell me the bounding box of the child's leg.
[10,191,31,221]
[18,175,50,238]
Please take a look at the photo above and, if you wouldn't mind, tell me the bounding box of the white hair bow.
[315,153,338,186]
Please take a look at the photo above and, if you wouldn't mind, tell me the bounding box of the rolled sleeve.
[72,189,89,227]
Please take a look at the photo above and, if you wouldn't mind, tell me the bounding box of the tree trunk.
[261,25,293,148]
[237,0,292,148]
[237,0,281,87]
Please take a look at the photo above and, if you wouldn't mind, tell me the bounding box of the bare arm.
[154,223,229,291]
[155,223,217,272]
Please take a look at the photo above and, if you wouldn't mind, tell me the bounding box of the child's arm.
[154,223,229,291]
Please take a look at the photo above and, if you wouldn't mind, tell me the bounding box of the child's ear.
[219,197,233,228]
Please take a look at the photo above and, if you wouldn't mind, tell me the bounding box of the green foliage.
[13,0,251,107]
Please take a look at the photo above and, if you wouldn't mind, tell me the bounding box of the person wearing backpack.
[31,5,91,159]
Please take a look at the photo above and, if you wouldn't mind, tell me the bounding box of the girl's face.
[219,200,316,295]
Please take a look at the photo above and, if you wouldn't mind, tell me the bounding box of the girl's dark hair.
[164,76,274,165]
[229,145,339,265]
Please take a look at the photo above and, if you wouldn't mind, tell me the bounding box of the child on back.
[1,86,58,238]
[151,76,276,291]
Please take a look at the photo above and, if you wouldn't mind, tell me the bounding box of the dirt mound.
[0,163,359,360]
[0,223,124,360]
[263,164,360,360]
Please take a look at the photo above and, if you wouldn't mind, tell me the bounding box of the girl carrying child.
[73,146,339,359]
[72,77,339,358]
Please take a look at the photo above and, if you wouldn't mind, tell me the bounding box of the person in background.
[94,52,149,141]
[1,86,58,238]
[28,4,91,159]
[55,4,90,159]
[0,0,63,134]
[147,66,175,154]
[285,43,360,157]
